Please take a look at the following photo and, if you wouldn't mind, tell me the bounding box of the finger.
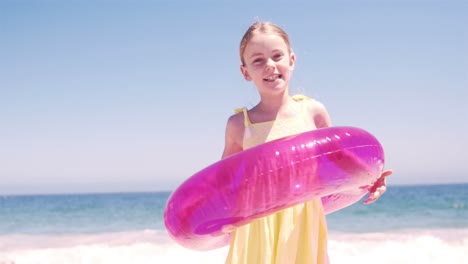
[377,186,387,194]
[373,190,381,198]
[363,197,376,204]
[369,177,385,192]
[363,191,379,204]
[382,170,393,178]
[363,186,386,204]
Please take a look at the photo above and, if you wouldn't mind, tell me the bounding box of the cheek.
[249,67,264,78]
[280,63,293,74]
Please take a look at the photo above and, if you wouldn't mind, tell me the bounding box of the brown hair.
[239,22,292,66]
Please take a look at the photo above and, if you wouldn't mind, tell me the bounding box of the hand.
[363,170,393,204]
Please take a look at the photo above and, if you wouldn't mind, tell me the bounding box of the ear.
[240,65,252,81]
[289,52,296,70]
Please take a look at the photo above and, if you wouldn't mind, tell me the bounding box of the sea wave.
[0,228,466,264]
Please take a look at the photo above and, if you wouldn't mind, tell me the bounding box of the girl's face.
[240,33,295,96]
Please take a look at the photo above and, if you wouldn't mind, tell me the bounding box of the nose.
[265,58,275,71]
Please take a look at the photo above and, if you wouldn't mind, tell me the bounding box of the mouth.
[263,74,282,82]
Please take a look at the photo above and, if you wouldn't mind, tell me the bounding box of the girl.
[222,21,392,264]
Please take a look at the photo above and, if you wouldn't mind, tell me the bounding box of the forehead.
[244,33,289,55]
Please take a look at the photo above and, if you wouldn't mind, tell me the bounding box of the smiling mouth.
[264,74,282,81]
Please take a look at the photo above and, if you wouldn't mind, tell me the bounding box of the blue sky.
[1,0,467,195]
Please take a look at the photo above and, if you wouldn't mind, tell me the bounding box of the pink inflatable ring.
[164,126,385,250]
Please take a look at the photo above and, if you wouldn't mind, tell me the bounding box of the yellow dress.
[225,95,329,264]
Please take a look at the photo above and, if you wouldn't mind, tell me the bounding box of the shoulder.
[222,110,245,158]
[292,94,326,113]
[294,95,331,128]
[304,98,327,114]
[226,111,245,133]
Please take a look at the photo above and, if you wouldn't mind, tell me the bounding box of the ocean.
[0,183,466,264]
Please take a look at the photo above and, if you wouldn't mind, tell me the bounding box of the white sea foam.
[328,229,468,264]
[0,229,466,264]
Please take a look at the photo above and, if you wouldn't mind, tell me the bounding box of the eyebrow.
[249,52,264,58]
[249,49,284,59]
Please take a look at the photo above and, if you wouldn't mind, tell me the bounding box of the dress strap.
[291,94,310,102]
[234,95,313,126]
[291,94,314,116]
[234,107,251,127]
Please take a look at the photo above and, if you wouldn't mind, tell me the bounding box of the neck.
[258,92,290,111]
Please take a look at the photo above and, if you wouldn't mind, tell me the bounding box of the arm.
[308,100,392,204]
[311,100,331,129]
[221,114,244,159]
[220,114,244,233]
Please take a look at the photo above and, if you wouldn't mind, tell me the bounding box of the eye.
[252,58,264,64]
[273,53,284,60]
